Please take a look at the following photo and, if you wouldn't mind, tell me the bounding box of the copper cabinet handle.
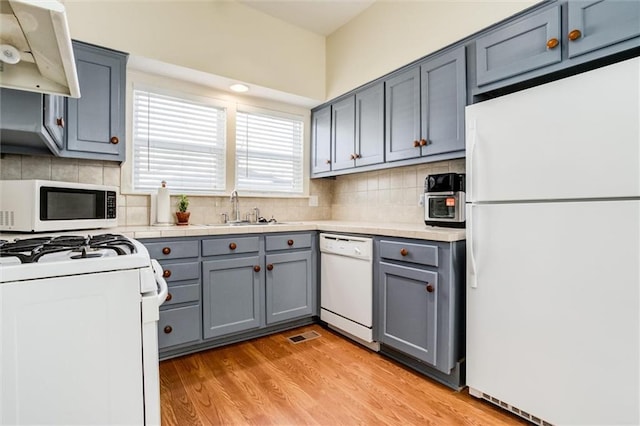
[350,154,356,160]
[546,37,559,49]
[426,284,434,293]
[568,29,582,41]
[229,242,237,250]
[165,292,173,301]
[162,247,171,255]
[420,139,428,146]
[162,269,171,278]
[254,265,261,272]
[164,325,173,334]
[287,239,294,246]
[325,159,331,164]
[267,263,274,271]
[56,117,64,128]
[413,140,420,148]
[400,248,408,256]
[355,153,361,159]
[110,136,119,144]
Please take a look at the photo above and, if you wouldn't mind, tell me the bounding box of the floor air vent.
[287,330,320,344]
[472,389,553,426]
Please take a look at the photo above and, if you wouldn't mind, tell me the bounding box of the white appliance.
[0,180,118,232]
[320,233,378,350]
[0,234,168,425]
[0,0,80,97]
[465,57,640,425]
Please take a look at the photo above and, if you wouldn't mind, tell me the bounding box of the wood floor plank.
[160,324,527,425]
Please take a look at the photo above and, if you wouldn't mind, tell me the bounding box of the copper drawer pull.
[254,265,261,272]
[287,239,294,246]
[162,247,171,255]
[400,248,408,256]
[56,117,64,128]
[229,242,237,250]
[426,284,434,293]
[568,29,582,41]
[267,264,274,271]
[546,37,559,49]
[419,139,428,146]
[325,159,331,164]
[164,325,173,334]
[413,140,420,148]
[162,269,171,278]
[110,136,119,144]
[165,292,173,301]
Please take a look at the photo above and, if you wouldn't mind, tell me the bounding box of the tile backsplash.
[0,154,464,226]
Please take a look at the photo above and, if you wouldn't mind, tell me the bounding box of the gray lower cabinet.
[65,41,127,161]
[141,238,202,353]
[311,106,332,174]
[202,255,263,339]
[385,46,466,163]
[265,251,313,324]
[375,237,465,389]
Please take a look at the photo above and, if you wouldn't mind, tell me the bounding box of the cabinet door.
[476,6,561,86]
[43,95,66,150]
[66,42,126,160]
[311,106,332,174]
[331,96,356,171]
[385,67,421,162]
[355,83,385,167]
[379,262,438,366]
[202,255,263,339]
[420,47,466,156]
[265,251,313,324]
[567,0,640,58]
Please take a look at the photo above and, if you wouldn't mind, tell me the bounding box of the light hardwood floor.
[160,324,526,425]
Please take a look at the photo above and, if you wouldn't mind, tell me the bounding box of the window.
[235,108,304,194]
[132,88,226,194]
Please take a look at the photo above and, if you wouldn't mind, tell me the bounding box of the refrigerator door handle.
[467,118,477,201]
[468,204,478,289]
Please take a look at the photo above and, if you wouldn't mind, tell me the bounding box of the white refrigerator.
[465,57,640,425]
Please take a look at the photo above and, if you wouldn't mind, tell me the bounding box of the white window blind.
[132,89,226,194]
[235,109,304,194]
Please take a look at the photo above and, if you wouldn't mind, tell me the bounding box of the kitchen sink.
[199,222,299,227]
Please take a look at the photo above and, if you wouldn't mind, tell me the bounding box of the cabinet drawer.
[265,233,312,251]
[379,240,438,267]
[158,305,200,349]
[146,240,199,260]
[158,261,199,283]
[163,283,200,307]
[202,236,260,256]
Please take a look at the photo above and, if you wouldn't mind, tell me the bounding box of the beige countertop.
[1,221,465,242]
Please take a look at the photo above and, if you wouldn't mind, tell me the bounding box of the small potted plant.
[175,194,190,225]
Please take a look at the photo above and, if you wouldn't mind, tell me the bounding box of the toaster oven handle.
[151,259,169,305]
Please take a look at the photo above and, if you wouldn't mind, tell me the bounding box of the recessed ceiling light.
[230,83,249,93]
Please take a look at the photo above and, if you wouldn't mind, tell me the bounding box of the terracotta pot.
[175,211,190,226]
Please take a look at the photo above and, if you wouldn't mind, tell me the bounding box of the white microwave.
[0,180,118,232]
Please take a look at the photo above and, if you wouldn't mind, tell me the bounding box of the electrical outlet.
[308,195,319,207]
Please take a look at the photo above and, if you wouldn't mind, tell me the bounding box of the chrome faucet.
[230,189,240,222]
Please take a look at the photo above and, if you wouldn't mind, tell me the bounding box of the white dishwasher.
[320,233,378,351]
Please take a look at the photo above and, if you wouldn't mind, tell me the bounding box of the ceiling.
[238,0,376,36]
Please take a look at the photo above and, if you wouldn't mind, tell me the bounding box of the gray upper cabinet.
[420,46,466,156]
[331,96,356,171]
[567,0,640,58]
[43,95,66,150]
[311,105,332,174]
[65,41,127,161]
[385,47,466,162]
[355,82,385,167]
[476,6,562,87]
[385,67,421,162]
[202,255,263,339]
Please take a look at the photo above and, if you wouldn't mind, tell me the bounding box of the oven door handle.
[151,259,169,305]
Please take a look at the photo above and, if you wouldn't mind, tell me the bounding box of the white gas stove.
[0,233,167,425]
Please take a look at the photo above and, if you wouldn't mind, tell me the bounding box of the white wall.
[326,0,537,99]
[62,0,326,101]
